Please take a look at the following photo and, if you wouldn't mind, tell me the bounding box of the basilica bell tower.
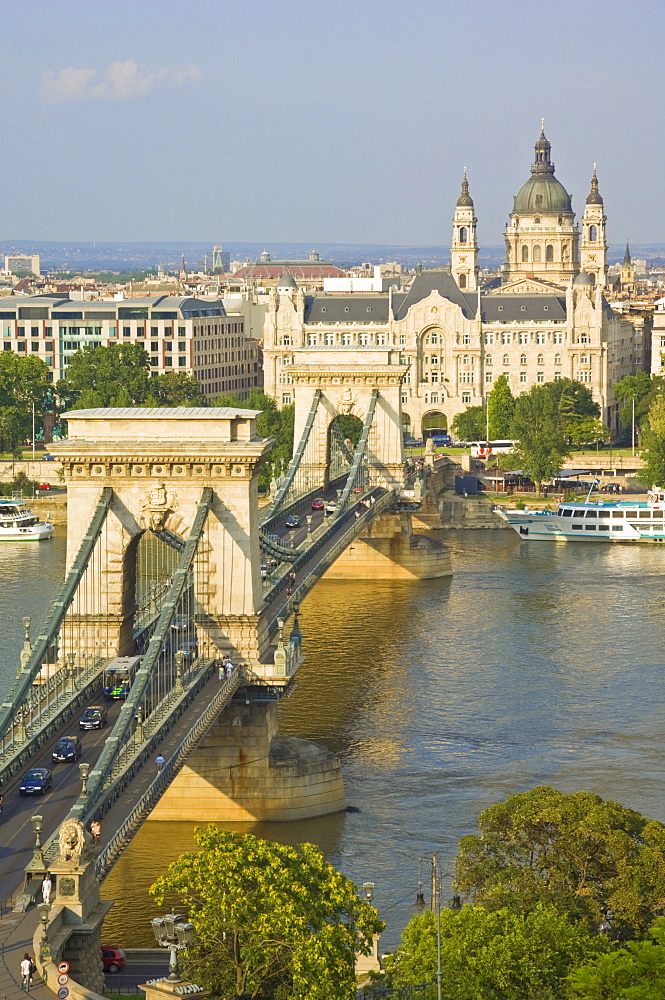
[450,171,478,291]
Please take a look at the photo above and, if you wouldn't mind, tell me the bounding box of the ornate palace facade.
[263,130,636,437]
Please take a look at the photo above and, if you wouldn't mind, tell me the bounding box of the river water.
[2,528,665,948]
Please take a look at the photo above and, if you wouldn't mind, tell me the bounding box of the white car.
[325,501,338,513]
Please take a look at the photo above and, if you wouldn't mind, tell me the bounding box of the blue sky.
[3,0,662,246]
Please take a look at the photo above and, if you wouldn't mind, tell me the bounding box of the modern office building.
[0,294,262,400]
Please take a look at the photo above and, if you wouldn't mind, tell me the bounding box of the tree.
[510,385,569,491]
[150,826,384,1000]
[567,416,610,450]
[542,377,600,420]
[152,372,203,406]
[381,903,605,1000]
[614,373,665,438]
[60,343,151,405]
[569,917,665,999]
[0,353,50,453]
[454,786,665,940]
[487,375,515,439]
[638,396,665,488]
[452,405,485,442]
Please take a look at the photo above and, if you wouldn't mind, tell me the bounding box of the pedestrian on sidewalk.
[218,660,225,681]
[90,819,101,846]
[20,954,33,992]
[41,875,51,905]
[155,754,165,773]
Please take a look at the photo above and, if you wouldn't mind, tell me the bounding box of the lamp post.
[37,901,51,960]
[174,651,184,693]
[151,914,195,982]
[79,762,90,799]
[362,882,375,903]
[31,814,45,870]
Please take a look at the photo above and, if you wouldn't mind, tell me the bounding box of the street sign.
[57,963,70,975]
[57,974,69,986]
[58,988,69,999]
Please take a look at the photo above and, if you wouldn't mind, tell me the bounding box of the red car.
[37,483,51,492]
[311,497,324,510]
[101,946,126,973]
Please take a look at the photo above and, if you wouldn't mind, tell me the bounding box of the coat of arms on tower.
[337,387,357,415]
[139,481,179,531]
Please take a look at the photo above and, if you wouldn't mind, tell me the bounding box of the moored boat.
[0,499,54,541]
[496,488,665,543]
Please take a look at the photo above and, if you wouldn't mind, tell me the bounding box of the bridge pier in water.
[324,509,452,580]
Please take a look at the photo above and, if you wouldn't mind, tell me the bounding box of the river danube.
[2,528,665,948]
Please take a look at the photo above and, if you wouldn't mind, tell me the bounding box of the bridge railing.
[94,665,245,879]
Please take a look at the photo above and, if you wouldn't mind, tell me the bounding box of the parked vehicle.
[19,768,53,796]
[101,946,126,973]
[52,736,83,764]
[79,706,108,731]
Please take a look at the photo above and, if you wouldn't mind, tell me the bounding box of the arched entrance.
[327,414,364,482]
[422,411,447,441]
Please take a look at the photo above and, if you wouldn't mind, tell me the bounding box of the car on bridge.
[325,501,338,513]
[284,515,301,528]
[79,706,108,730]
[52,736,83,764]
[19,768,53,795]
[311,498,324,510]
[177,640,198,663]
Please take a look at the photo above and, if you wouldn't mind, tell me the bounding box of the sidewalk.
[0,906,51,1000]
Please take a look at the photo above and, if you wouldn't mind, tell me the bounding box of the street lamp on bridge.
[151,913,195,982]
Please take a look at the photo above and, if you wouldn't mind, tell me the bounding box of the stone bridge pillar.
[51,408,274,665]
[290,364,407,491]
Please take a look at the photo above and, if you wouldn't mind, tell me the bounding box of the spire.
[532,124,553,174]
[624,242,632,265]
[456,168,473,207]
[586,166,603,205]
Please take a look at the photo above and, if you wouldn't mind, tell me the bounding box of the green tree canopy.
[451,405,486,442]
[510,385,570,490]
[59,342,151,405]
[614,373,665,436]
[151,371,203,406]
[382,903,605,1000]
[542,377,600,420]
[567,415,610,450]
[0,352,50,454]
[150,826,384,1000]
[454,786,665,940]
[569,917,665,999]
[637,395,665,488]
[487,375,515,439]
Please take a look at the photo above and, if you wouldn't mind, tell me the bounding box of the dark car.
[311,498,324,510]
[52,736,83,764]
[19,768,52,796]
[79,706,107,731]
[101,946,126,973]
[284,515,301,529]
[178,640,198,663]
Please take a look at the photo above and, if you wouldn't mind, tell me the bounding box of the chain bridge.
[0,386,450,922]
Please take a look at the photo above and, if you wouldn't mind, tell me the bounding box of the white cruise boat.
[0,499,54,541]
[496,489,665,543]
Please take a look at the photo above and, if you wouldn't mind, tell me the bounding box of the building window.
[502,332,510,345]
[484,332,493,345]
[537,372,544,382]
[399,334,406,345]
[554,353,561,365]
[554,331,564,344]
[462,392,471,405]
[307,334,318,346]
[537,353,544,365]
[428,332,438,344]
[430,392,439,404]
[520,354,527,365]
[485,373,493,383]
[577,371,592,383]
[519,372,527,383]
[151,327,158,335]
[580,333,588,343]
[462,355,470,365]
[486,354,492,366]
[431,372,439,383]
[554,371,562,380]
[342,333,352,345]
[462,333,470,345]
[519,332,528,345]
[429,355,439,365]
[589,225,597,242]
[580,354,589,365]
[282,393,292,405]
[280,335,291,345]
[533,245,541,262]
[324,334,335,345]
[503,353,509,366]
[459,274,467,288]
[536,331,546,344]
[178,357,186,367]
[151,342,159,352]
[31,342,40,352]
[546,244,554,262]
[459,226,468,243]
[359,333,370,345]
[377,333,387,345]
[179,341,186,352]
[522,245,529,262]
[164,341,172,352]
[401,393,408,404]
[459,371,473,383]
[178,327,186,336]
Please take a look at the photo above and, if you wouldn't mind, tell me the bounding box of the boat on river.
[0,499,54,541]
[496,488,665,543]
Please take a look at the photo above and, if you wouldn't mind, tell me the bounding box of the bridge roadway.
[0,486,393,908]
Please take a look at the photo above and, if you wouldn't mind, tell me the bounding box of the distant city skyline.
[2,0,662,244]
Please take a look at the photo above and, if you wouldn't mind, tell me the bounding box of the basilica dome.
[512,129,573,215]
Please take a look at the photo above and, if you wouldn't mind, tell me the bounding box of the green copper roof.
[513,130,573,215]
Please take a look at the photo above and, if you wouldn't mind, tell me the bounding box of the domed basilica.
[263,129,638,437]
